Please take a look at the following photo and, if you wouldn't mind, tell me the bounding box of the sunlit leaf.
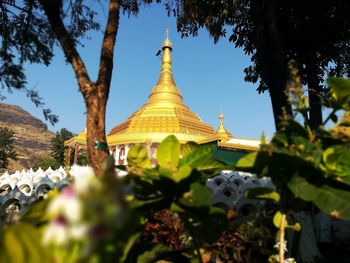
[0,224,47,263]
[288,175,350,219]
[120,233,141,262]
[236,152,257,169]
[127,144,152,169]
[327,77,350,110]
[180,141,198,157]
[334,175,350,186]
[137,245,172,263]
[235,152,267,173]
[173,165,192,182]
[322,144,350,177]
[156,135,180,170]
[286,222,301,231]
[247,187,280,202]
[180,145,211,168]
[197,158,225,171]
[273,211,285,228]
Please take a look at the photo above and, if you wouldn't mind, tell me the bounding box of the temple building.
[65,32,260,165]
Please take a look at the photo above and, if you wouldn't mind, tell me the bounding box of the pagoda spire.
[216,110,233,141]
[147,29,183,104]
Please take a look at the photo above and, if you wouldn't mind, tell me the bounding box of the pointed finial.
[162,27,172,49]
[219,106,224,123]
[216,109,233,140]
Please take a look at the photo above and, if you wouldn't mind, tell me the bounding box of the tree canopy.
[170,0,350,129]
[0,0,100,125]
[0,0,161,173]
[50,128,74,165]
[0,127,17,171]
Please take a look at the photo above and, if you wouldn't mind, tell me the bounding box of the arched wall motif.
[0,167,68,223]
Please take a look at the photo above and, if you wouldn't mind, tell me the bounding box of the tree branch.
[96,0,120,88]
[1,0,25,11]
[38,0,92,94]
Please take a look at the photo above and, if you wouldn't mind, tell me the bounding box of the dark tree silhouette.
[169,0,350,130]
[50,128,74,165]
[0,0,161,174]
[0,127,17,171]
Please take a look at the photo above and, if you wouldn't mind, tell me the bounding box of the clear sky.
[3,3,275,139]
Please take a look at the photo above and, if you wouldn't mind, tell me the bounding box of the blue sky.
[4,3,275,139]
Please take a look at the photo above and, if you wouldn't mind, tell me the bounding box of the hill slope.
[0,103,55,172]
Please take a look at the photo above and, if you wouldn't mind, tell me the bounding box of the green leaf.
[179,182,211,210]
[288,175,350,219]
[173,165,192,182]
[196,158,225,171]
[180,145,211,168]
[0,224,47,263]
[170,202,185,213]
[334,175,350,186]
[286,222,302,232]
[327,77,350,110]
[156,135,180,170]
[120,233,141,263]
[127,144,152,169]
[273,211,285,228]
[235,152,267,173]
[137,245,171,263]
[322,144,350,177]
[247,187,280,202]
[273,211,301,231]
[158,166,173,179]
[180,141,198,157]
[236,152,258,169]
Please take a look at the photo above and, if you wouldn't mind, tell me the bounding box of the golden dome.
[108,32,216,145]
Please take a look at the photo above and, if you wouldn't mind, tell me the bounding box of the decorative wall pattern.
[0,167,68,222]
[206,170,274,217]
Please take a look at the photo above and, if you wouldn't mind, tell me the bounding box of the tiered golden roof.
[107,32,216,145]
[65,128,87,147]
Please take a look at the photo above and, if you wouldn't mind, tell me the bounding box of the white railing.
[0,167,69,221]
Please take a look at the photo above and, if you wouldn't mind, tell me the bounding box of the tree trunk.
[40,0,120,175]
[85,84,109,176]
[305,56,323,129]
[251,0,292,130]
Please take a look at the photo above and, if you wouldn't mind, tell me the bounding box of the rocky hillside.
[0,103,55,172]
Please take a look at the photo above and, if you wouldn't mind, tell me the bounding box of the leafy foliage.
[50,128,74,165]
[0,136,231,262]
[235,76,350,261]
[31,158,60,171]
[236,77,350,218]
[0,0,104,124]
[0,127,17,171]
[169,0,350,128]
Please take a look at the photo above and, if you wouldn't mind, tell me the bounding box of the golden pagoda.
[64,31,260,166]
[107,31,216,146]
